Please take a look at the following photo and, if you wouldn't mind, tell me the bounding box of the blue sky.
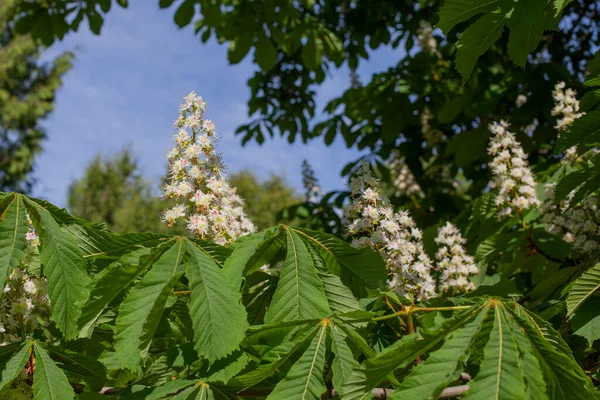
[34,2,399,207]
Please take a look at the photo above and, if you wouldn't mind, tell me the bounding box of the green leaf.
[437,0,499,33]
[265,228,331,323]
[566,262,600,316]
[570,296,600,346]
[553,0,571,16]
[341,302,488,400]
[464,305,527,399]
[0,194,27,292]
[44,345,107,391]
[32,342,75,400]
[255,32,278,71]
[330,323,359,391]
[306,243,361,315]
[390,305,489,399]
[228,34,254,64]
[555,110,600,154]
[25,200,91,339]
[185,238,248,362]
[0,342,31,392]
[267,321,327,400]
[222,227,284,290]
[292,228,387,298]
[302,34,324,71]
[159,0,176,8]
[455,12,505,81]
[509,305,596,399]
[507,17,545,68]
[114,239,185,371]
[234,324,319,388]
[174,0,195,27]
[580,89,600,111]
[77,241,176,337]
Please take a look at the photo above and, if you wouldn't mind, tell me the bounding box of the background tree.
[67,149,178,234]
[229,169,301,230]
[68,149,301,232]
[0,0,72,192]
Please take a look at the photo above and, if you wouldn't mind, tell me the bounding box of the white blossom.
[488,121,540,218]
[540,184,600,255]
[161,92,255,243]
[343,162,436,301]
[417,20,440,57]
[552,81,585,162]
[389,154,425,199]
[516,94,528,108]
[434,223,478,294]
[421,106,443,146]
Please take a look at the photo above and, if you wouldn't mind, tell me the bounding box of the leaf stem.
[174,290,191,296]
[371,305,471,322]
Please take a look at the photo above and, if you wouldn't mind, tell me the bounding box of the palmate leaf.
[455,11,505,80]
[555,110,600,154]
[78,243,175,338]
[340,302,488,400]
[566,262,600,316]
[0,194,27,293]
[25,199,91,339]
[292,227,387,298]
[464,304,527,400]
[32,342,75,400]
[0,341,31,392]
[509,305,595,399]
[507,15,545,68]
[436,0,499,33]
[390,305,490,399]
[266,321,328,400]
[185,238,248,362]
[264,228,331,323]
[343,299,594,400]
[114,238,185,371]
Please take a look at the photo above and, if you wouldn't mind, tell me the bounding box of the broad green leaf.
[267,321,328,400]
[255,31,278,71]
[264,228,330,323]
[566,262,600,316]
[25,200,91,339]
[553,0,571,16]
[292,228,387,297]
[235,324,319,388]
[509,305,596,399]
[32,342,75,400]
[44,345,107,391]
[228,34,254,64]
[306,243,361,315]
[455,12,505,81]
[114,239,185,371]
[570,296,600,346]
[390,305,490,399]
[185,238,248,362]
[222,227,284,290]
[330,323,359,391]
[301,34,324,71]
[464,304,526,399]
[437,0,499,33]
[580,89,600,111]
[504,310,547,400]
[0,342,31,392]
[507,17,545,67]
[174,0,195,27]
[0,194,27,292]
[78,246,160,337]
[555,110,600,154]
